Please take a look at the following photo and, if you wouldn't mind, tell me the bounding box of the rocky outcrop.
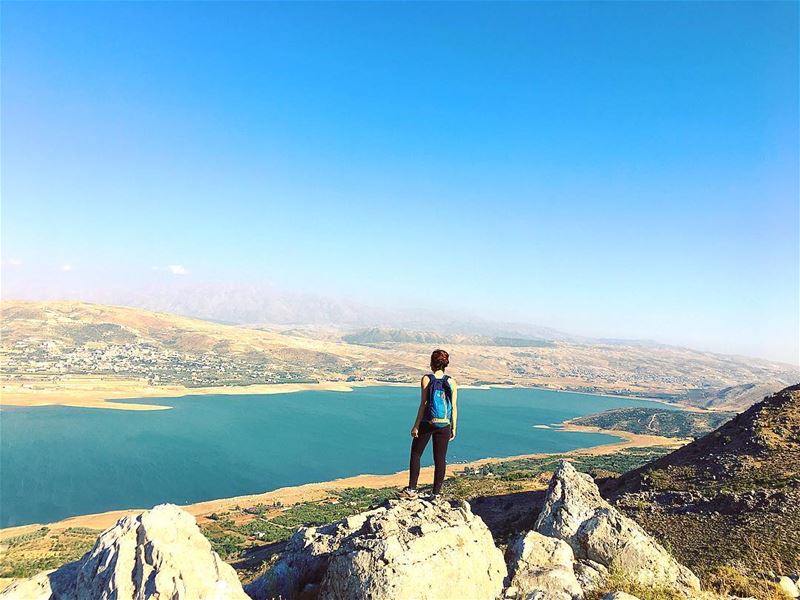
[505,530,582,599]
[534,461,700,594]
[603,385,800,576]
[1,461,707,600]
[536,459,610,546]
[247,497,507,600]
[573,559,608,593]
[245,508,380,600]
[0,561,81,600]
[0,504,249,600]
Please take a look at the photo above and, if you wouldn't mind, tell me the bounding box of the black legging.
[409,421,451,494]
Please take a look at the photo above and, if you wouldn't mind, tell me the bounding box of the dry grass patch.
[703,566,792,600]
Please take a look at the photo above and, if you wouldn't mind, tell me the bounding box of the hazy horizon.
[2,2,798,365]
[1,280,797,368]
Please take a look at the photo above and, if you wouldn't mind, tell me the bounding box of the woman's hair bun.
[430,349,449,371]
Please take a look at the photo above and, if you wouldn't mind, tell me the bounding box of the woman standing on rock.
[400,349,458,500]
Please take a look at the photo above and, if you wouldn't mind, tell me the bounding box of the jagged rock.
[573,559,608,592]
[0,504,249,600]
[535,461,700,593]
[601,593,641,600]
[775,576,800,598]
[245,509,378,599]
[248,497,507,600]
[505,530,582,599]
[0,561,80,600]
[579,508,700,592]
[536,461,608,545]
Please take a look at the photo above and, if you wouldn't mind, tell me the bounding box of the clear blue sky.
[2,2,798,364]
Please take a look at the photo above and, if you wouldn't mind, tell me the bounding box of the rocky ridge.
[603,384,800,576]
[0,504,248,599]
[1,460,768,600]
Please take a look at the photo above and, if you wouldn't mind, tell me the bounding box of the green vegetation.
[199,449,670,560]
[0,448,670,579]
[572,407,735,438]
[2,527,50,547]
[201,486,400,559]
[0,526,100,579]
[199,524,246,560]
[63,527,101,536]
[460,447,672,481]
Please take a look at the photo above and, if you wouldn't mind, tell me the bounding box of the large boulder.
[573,559,608,593]
[248,497,507,600]
[244,508,380,600]
[505,530,582,600]
[535,461,700,594]
[536,460,609,545]
[0,504,249,600]
[0,561,80,600]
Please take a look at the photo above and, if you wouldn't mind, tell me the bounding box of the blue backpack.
[425,374,452,427]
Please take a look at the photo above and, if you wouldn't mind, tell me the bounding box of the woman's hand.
[450,428,457,441]
[411,426,419,438]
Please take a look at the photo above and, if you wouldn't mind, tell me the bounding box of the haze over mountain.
[0,281,750,354]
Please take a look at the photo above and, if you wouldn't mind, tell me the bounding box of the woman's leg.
[431,425,451,494]
[408,424,433,489]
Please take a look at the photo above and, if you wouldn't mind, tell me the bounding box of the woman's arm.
[411,375,429,437]
[450,378,458,440]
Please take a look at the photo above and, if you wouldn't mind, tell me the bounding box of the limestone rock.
[249,497,507,600]
[536,460,611,548]
[0,561,79,600]
[573,559,608,592]
[0,504,248,600]
[535,461,700,593]
[775,576,800,598]
[578,508,700,592]
[505,530,582,600]
[244,508,378,600]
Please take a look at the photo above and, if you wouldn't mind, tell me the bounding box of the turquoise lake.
[0,386,672,528]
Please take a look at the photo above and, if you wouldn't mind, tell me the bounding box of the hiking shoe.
[398,487,418,499]
[427,492,444,503]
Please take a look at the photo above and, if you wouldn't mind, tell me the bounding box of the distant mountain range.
[73,283,604,343]
[9,282,786,362]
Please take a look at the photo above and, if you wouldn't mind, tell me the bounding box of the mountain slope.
[1,300,797,408]
[0,300,416,387]
[571,407,736,438]
[602,384,800,575]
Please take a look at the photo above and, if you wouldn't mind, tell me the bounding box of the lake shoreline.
[0,422,686,539]
[0,376,702,412]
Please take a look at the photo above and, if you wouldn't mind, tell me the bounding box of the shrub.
[583,571,686,600]
[703,566,792,600]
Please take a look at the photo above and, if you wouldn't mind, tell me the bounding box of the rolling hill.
[602,384,800,576]
[1,300,797,409]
